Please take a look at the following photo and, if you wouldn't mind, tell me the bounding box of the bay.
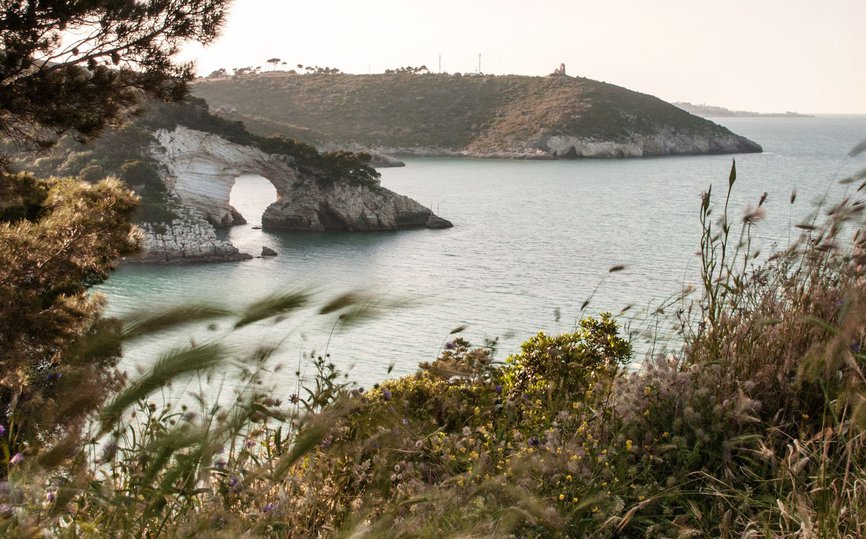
[99,116,866,391]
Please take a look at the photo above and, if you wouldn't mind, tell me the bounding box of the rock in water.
[151,126,451,233]
[261,246,278,257]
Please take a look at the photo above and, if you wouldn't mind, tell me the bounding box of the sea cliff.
[127,126,451,263]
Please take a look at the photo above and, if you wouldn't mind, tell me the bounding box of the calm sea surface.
[99,116,866,390]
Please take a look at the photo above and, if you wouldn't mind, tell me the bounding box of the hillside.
[192,73,762,158]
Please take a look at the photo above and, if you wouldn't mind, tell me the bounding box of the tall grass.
[2,154,866,537]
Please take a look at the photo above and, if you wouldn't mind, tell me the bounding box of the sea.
[98,116,866,393]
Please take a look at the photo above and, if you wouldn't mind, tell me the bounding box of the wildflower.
[402,418,410,426]
[559,493,565,501]
[101,441,118,462]
[494,384,503,393]
[46,491,56,503]
[528,436,540,447]
[0,424,5,437]
[229,476,242,492]
[625,439,634,452]
[462,426,471,437]
[262,503,277,513]
[851,340,862,354]
[382,390,392,401]
[244,439,255,449]
[10,453,23,465]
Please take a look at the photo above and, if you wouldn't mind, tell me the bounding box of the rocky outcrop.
[137,126,451,263]
[544,131,762,158]
[152,127,299,227]
[151,126,451,233]
[262,182,452,231]
[129,208,252,264]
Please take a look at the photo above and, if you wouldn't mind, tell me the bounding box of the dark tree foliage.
[0,0,231,470]
[0,0,227,147]
[0,173,138,473]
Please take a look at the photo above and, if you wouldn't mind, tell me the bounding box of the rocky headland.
[123,125,450,263]
[14,98,451,265]
[193,73,762,159]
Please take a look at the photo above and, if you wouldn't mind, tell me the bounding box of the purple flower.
[10,453,24,464]
[262,503,277,513]
[229,476,242,491]
[851,340,862,354]
[528,436,540,447]
[244,439,255,449]
[444,341,456,350]
[494,384,503,394]
[0,424,6,437]
[382,390,392,401]
[46,491,56,503]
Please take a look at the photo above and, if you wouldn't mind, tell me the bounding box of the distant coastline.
[673,102,814,118]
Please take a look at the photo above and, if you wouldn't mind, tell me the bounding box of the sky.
[180,0,866,114]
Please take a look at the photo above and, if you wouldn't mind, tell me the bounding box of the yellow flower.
[559,493,565,501]
[625,439,633,452]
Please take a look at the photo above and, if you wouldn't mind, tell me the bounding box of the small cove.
[101,116,866,392]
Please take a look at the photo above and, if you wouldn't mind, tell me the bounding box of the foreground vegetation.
[2,158,866,537]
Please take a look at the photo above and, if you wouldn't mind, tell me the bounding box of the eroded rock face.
[140,126,451,262]
[545,131,762,158]
[129,208,252,264]
[262,181,452,231]
[152,127,297,226]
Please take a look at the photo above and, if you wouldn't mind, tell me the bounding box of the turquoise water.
[100,116,866,390]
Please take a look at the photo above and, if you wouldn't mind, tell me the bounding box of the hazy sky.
[181,0,866,114]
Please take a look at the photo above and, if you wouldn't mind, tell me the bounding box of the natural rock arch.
[151,126,452,231]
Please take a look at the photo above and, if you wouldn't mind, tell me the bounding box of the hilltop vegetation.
[10,97,380,222]
[192,72,761,157]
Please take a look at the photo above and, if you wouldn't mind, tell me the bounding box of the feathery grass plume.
[100,343,225,431]
[234,289,310,328]
[121,304,232,339]
[848,139,866,157]
[318,291,365,315]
